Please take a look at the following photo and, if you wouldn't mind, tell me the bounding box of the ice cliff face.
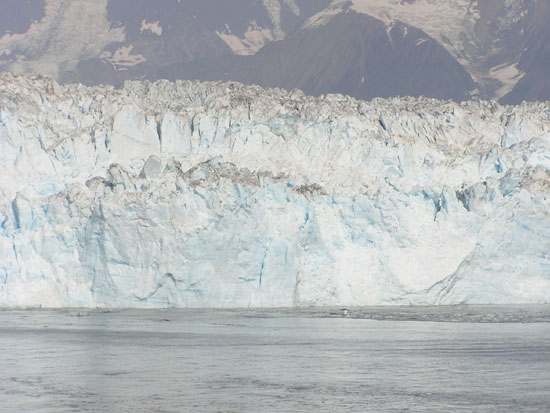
[1,73,550,307]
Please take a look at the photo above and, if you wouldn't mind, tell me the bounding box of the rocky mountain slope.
[1,74,549,307]
[1,0,549,103]
[219,10,477,101]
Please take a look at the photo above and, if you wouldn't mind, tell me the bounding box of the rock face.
[222,10,477,102]
[0,0,331,86]
[2,0,550,103]
[1,74,550,308]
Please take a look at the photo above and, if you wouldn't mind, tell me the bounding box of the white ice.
[1,74,549,307]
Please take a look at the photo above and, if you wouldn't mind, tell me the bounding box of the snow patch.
[140,20,162,36]
[303,1,349,29]
[490,62,525,100]
[284,0,300,16]
[216,22,274,56]
[0,0,125,79]
[416,38,428,46]
[263,0,284,39]
[100,45,146,71]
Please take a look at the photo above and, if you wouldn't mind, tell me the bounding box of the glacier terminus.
[1,73,549,307]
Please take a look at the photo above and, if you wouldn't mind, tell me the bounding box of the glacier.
[0,73,549,308]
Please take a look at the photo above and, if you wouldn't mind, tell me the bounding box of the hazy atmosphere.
[2,0,550,103]
[1,1,550,412]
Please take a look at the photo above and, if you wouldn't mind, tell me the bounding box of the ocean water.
[1,306,550,412]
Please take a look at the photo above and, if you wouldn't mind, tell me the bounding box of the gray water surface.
[1,306,550,412]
